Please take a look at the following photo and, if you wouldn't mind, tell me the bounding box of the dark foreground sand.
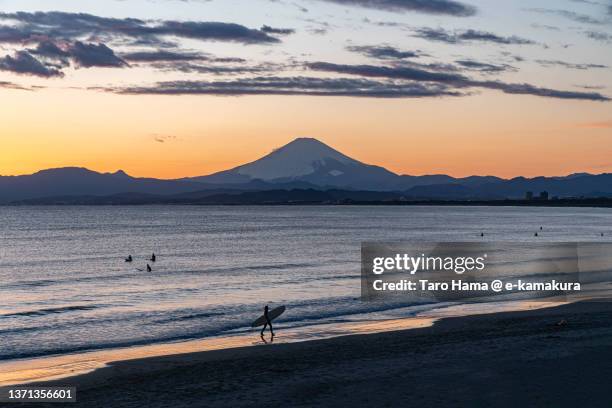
[18,301,612,408]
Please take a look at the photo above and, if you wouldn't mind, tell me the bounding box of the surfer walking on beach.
[261,305,275,337]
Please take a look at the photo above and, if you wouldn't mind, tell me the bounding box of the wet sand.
[8,300,612,407]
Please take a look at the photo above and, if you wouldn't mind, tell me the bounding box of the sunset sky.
[1,0,611,179]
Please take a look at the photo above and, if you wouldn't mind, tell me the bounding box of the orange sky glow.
[1,1,611,179]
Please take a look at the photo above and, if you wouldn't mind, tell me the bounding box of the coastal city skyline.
[1,0,612,178]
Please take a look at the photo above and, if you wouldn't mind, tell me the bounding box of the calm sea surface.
[0,206,610,360]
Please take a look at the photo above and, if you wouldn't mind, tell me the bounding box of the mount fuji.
[188,137,406,190]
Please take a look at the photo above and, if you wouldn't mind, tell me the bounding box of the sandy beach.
[9,300,611,408]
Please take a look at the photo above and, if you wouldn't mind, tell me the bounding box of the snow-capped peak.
[235,138,359,180]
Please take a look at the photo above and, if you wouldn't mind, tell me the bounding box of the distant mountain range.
[2,138,611,204]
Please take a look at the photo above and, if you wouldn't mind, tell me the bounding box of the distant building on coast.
[525,191,549,201]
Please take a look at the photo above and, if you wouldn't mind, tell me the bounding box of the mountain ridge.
[1,138,611,203]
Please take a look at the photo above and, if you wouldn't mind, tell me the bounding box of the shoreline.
[0,299,565,387]
[11,299,612,407]
[4,200,612,208]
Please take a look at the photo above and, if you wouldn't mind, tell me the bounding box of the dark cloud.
[155,21,280,44]
[361,17,408,28]
[294,2,310,13]
[455,59,515,73]
[23,40,127,73]
[212,57,248,63]
[0,51,63,77]
[586,30,612,42]
[0,25,32,43]
[460,30,534,44]
[575,84,606,90]
[414,28,535,45]
[0,7,604,103]
[307,61,610,101]
[299,17,333,35]
[414,27,458,43]
[122,50,206,62]
[531,23,561,31]
[0,80,38,90]
[102,70,609,101]
[527,8,606,25]
[26,40,71,69]
[308,27,329,35]
[150,61,281,75]
[568,0,603,5]
[347,45,422,59]
[0,11,281,46]
[261,25,295,35]
[28,41,70,59]
[123,50,282,75]
[122,50,246,64]
[307,61,466,82]
[120,49,273,76]
[536,59,608,70]
[0,11,282,78]
[68,42,127,68]
[102,76,462,98]
[316,0,477,16]
[470,80,610,101]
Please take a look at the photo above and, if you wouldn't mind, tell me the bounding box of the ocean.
[0,205,610,361]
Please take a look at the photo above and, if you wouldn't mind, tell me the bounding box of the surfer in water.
[125,255,133,262]
[150,253,156,262]
[260,305,275,337]
[146,264,152,272]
